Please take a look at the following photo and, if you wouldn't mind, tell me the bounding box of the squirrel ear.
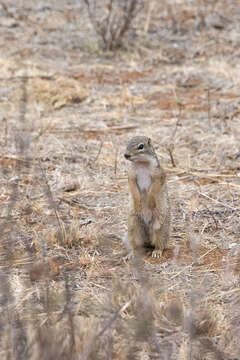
[148,138,152,145]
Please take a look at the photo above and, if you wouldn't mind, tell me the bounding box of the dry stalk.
[62,274,76,356]
[91,140,104,164]
[198,191,236,211]
[143,0,153,34]
[114,147,118,176]
[207,88,211,128]
[3,117,7,147]
[167,104,183,167]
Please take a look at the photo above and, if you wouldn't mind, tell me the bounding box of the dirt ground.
[0,0,240,359]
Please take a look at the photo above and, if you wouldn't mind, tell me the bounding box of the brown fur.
[124,136,171,258]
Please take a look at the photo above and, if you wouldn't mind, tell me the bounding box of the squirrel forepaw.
[152,249,163,258]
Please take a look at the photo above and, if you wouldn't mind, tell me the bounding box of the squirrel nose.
[124,153,130,159]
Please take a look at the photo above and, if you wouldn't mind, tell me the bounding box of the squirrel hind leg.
[151,219,169,258]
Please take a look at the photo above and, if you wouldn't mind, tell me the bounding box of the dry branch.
[84,0,143,50]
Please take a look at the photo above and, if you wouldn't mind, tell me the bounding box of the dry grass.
[0,0,240,358]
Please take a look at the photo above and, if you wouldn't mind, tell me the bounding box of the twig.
[91,140,103,164]
[105,0,114,50]
[63,274,76,356]
[167,105,182,167]
[207,87,211,127]
[144,0,153,34]
[198,192,236,211]
[114,147,118,176]
[50,125,137,134]
[0,155,31,164]
[0,75,53,81]
[83,0,104,40]
[3,117,7,147]
[168,147,177,168]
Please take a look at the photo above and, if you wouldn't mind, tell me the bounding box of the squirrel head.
[124,136,157,165]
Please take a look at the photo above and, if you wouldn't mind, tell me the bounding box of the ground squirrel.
[124,136,170,258]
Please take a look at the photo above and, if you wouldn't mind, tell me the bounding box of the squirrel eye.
[138,143,144,150]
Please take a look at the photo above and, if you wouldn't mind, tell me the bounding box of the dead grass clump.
[27,316,99,360]
[46,221,102,249]
[28,77,89,111]
[189,309,219,339]
[178,337,224,360]
[84,0,143,51]
[178,307,229,360]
